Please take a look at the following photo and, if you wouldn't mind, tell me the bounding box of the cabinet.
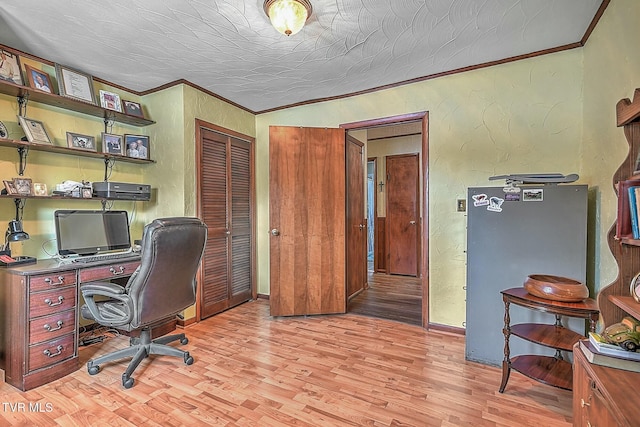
[573,343,640,427]
[0,257,140,391]
[498,288,598,392]
[573,88,640,426]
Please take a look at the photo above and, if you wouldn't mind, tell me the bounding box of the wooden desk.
[0,256,140,391]
[499,287,599,393]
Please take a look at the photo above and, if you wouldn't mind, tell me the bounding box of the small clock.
[0,121,7,139]
[630,272,640,303]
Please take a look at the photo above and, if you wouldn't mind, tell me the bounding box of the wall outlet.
[457,199,466,212]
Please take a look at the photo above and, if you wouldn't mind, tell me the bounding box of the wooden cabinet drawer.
[29,309,76,344]
[30,271,77,292]
[79,261,140,282]
[28,334,75,372]
[29,287,76,319]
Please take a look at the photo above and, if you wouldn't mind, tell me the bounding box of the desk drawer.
[28,334,75,372]
[30,271,77,293]
[29,309,76,344]
[79,261,140,282]
[29,287,76,319]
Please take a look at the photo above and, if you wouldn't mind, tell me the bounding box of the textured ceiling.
[0,0,603,113]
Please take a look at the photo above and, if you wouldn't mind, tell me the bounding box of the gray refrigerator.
[465,184,588,366]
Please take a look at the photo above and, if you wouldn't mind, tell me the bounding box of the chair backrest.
[125,217,207,329]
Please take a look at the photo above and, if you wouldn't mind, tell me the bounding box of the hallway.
[347,272,422,326]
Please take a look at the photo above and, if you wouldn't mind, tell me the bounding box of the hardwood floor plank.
[0,300,572,426]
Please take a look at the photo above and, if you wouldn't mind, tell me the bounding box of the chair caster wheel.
[88,365,100,375]
[122,375,135,389]
[184,354,194,365]
[180,337,189,345]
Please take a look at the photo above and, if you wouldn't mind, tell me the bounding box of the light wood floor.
[0,300,572,426]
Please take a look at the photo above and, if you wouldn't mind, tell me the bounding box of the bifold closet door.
[199,127,253,319]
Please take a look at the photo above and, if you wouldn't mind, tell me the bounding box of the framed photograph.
[99,90,122,112]
[18,116,52,144]
[122,100,144,118]
[631,272,640,303]
[0,49,23,85]
[33,183,48,197]
[55,64,96,104]
[12,177,33,196]
[102,132,124,155]
[66,132,96,152]
[3,180,17,195]
[24,64,53,94]
[124,134,150,160]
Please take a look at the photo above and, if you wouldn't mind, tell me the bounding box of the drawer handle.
[44,296,64,307]
[44,276,65,286]
[110,266,125,275]
[43,345,64,358]
[581,398,590,408]
[43,320,63,332]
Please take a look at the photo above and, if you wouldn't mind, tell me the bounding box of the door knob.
[359,224,365,230]
[271,228,280,236]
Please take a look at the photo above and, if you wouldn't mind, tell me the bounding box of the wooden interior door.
[386,153,420,276]
[346,135,367,299]
[198,124,254,319]
[269,126,346,316]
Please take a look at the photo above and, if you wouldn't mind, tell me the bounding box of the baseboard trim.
[428,323,465,336]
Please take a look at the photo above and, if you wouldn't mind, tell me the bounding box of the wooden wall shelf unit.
[0,137,154,165]
[599,88,640,327]
[0,80,154,127]
[572,89,640,426]
[499,288,598,393]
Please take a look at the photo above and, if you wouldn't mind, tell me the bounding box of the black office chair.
[80,217,207,388]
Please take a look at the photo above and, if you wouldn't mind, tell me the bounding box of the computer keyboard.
[72,251,138,263]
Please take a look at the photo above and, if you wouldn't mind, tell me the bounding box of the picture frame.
[33,183,48,197]
[101,132,124,155]
[18,116,52,144]
[66,132,96,152]
[631,272,640,303]
[99,90,122,112]
[124,134,150,160]
[24,64,53,94]
[55,64,96,104]
[3,180,17,195]
[122,100,144,118]
[12,177,33,196]
[0,49,23,85]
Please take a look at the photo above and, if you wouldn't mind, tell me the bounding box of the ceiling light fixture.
[263,0,312,36]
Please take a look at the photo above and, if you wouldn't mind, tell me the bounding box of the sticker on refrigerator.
[522,189,543,201]
[505,193,520,202]
[472,194,489,207]
[487,197,504,212]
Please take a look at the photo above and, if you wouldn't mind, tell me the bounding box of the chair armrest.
[81,281,133,326]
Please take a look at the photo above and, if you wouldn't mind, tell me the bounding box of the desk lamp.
[0,218,37,266]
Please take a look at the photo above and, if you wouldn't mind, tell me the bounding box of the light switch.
[457,199,466,212]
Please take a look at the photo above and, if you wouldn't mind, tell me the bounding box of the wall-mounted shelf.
[0,80,155,127]
[0,138,154,164]
[0,194,138,202]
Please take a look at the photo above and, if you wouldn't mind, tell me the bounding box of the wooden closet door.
[199,126,253,319]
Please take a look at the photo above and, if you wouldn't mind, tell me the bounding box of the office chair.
[80,217,207,388]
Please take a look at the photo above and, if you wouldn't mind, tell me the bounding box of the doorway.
[341,113,428,328]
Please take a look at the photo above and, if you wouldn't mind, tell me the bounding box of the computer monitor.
[54,210,131,256]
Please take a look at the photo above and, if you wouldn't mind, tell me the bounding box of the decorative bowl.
[523,274,589,302]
